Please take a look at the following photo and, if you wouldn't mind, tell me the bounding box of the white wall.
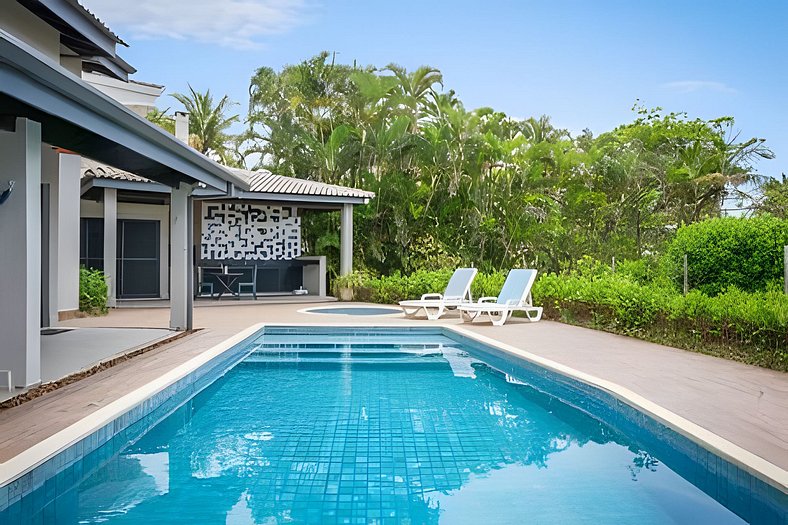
[81,200,171,299]
[58,154,81,313]
[0,119,42,387]
[83,72,164,117]
[0,2,60,61]
[41,145,59,327]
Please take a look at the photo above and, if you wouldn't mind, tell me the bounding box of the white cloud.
[80,0,311,50]
[661,80,737,94]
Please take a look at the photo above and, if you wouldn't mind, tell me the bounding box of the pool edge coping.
[0,320,785,495]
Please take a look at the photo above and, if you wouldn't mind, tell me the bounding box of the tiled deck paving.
[0,302,785,473]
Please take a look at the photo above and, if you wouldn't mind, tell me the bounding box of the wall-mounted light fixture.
[0,180,14,205]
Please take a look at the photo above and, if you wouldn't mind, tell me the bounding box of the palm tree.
[171,85,239,164]
[145,107,175,134]
[385,64,443,127]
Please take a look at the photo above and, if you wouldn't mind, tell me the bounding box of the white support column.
[57,154,81,317]
[41,145,59,327]
[340,203,353,276]
[103,188,117,307]
[0,118,42,387]
[170,183,193,330]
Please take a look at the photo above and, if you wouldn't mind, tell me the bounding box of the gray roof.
[81,157,155,184]
[1,29,248,191]
[70,0,127,46]
[81,161,375,204]
[237,169,375,200]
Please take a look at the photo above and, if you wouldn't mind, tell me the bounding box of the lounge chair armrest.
[420,293,443,300]
[477,296,499,303]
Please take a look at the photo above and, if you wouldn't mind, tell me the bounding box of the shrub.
[79,267,108,314]
[355,263,788,370]
[358,268,508,304]
[532,269,787,370]
[661,217,788,296]
[470,270,506,299]
[361,269,454,304]
[615,257,661,285]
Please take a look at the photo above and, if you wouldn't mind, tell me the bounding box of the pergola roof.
[81,160,375,206]
[241,169,375,202]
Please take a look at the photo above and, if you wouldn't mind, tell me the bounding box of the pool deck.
[0,302,785,478]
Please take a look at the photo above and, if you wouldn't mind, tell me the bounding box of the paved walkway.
[0,327,174,403]
[0,303,785,472]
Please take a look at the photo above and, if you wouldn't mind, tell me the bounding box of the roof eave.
[81,175,170,195]
[0,29,250,192]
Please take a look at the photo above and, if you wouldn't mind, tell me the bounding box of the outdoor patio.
[0,327,175,403]
[1,301,785,474]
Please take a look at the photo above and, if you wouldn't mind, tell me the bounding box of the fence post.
[683,254,688,296]
[612,256,616,273]
[784,246,787,295]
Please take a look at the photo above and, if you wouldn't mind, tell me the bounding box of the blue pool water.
[2,328,783,524]
[306,306,403,316]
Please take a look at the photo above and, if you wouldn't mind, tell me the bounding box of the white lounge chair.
[457,269,543,326]
[399,268,478,320]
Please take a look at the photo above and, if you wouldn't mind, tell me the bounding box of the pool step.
[252,342,448,351]
[245,345,481,377]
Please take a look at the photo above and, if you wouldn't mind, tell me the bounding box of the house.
[79,160,373,303]
[0,0,372,389]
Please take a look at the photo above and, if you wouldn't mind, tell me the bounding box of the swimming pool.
[1,327,784,523]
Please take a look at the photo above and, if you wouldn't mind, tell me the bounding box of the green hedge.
[353,267,788,371]
[79,267,108,315]
[534,272,787,370]
[356,269,506,304]
[662,216,788,296]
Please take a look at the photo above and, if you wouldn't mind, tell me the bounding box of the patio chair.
[237,264,258,300]
[399,268,478,320]
[457,269,542,326]
[197,266,220,298]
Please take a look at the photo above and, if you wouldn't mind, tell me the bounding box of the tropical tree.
[241,53,777,276]
[145,107,175,134]
[755,174,788,218]
[171,85,240,165]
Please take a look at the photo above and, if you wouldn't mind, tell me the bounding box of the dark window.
[80,218,104,271]
[117,219,160,298]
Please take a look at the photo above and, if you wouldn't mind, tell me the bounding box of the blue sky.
[85,0,787,177]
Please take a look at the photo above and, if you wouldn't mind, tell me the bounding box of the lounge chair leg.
[425,305,445,320]
[461,309,478,323]
[525,307,543,322]
[401,306,420,318]
[489,310,510,326]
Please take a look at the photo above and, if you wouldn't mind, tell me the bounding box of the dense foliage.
[535,270,787,371]
[233,52,774,275]
[146,85,241,166]
[756,174,788,218]
[79,267,108,315]
[661,217,788,295]
[147,53,787,368]
[352,266,787,371]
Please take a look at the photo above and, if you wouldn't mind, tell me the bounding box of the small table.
[213,272,242,299]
